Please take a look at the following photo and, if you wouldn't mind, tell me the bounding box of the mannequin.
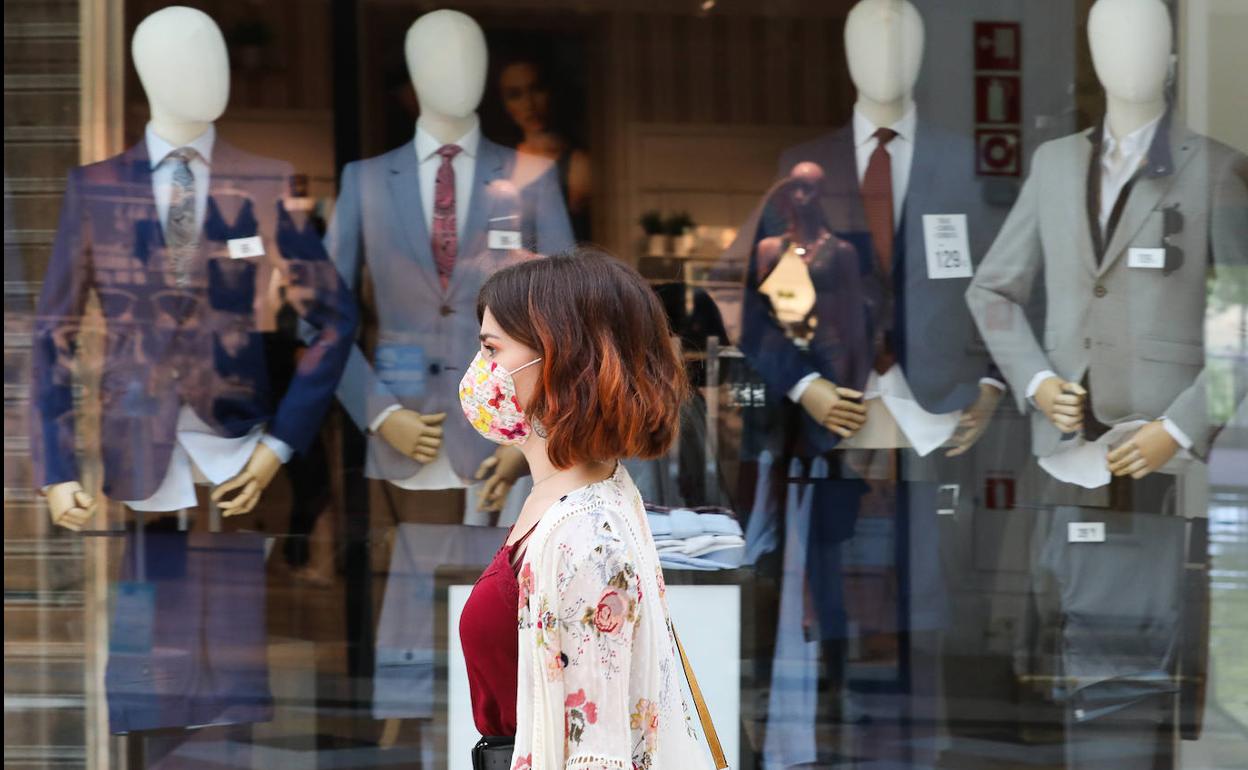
[30,6,357,746]
[798,0,1003,453]
[320,9,574,753]
[43,7,281,528]
[968,4,1244,765]
[1030,0,1177,480]
[729,3,1011,767]
[364,10,541,513]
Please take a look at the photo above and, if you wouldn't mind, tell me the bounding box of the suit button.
[439,305,454,317]
[1093,284,1107,298]
[429,363,442,375]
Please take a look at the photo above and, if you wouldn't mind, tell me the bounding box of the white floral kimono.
[510,462,717,770]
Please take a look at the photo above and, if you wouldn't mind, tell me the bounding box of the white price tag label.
[227,235,265,259]
[1067,521,1106,544]
[1128,247,1165,269]
[922,214,973,279]
[488,230,522,250]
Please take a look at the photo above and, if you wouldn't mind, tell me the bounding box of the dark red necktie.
[862,127,898,374]
[861,127,898,275]
[431,144,462,291]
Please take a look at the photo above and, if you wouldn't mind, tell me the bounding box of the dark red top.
[459,522,537,737]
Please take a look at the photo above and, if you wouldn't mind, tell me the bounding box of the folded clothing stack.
[645,504,745,571]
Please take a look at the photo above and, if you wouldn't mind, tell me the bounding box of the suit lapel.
[386,141,441,294]
[1063,131,1100,276]
[1098,125,1195,276]
[447,139,507,296]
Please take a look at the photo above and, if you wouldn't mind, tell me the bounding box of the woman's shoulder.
[541,465,641,566]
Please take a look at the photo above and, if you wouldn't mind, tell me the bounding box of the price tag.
[923,214,973,279]
[1067,521,1106,544]
[488,230,522,250]
[1128,247,1165,269]
[227,235,265,259]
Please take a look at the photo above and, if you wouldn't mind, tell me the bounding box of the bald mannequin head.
[844,0,925,110]
[132,6,229,128]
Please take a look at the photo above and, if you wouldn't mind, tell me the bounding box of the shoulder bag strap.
[671,621,729,769]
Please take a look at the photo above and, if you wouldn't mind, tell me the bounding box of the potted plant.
[640,210,667,257]
[665,211,697,257]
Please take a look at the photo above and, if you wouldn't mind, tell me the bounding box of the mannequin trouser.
[1021,468,1204,770]
[111,486,272,769]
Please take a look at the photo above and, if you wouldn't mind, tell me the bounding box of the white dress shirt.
[415,117,481,242]
[122,123,292,512]
[366,119,485,491]
[1023,111,1192,452]
[784,107,1003,453]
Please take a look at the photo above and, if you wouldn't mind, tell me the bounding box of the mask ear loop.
[509,357,545,437]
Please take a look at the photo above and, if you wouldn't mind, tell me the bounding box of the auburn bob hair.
[477,248,689,469]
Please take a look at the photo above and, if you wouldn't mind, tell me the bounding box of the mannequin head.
[844,0,924,119]
[132,7,230,132]
[1088,0,1172,105]
[405,10,488,122]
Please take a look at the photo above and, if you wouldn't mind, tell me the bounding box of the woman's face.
[499,62,550,135]
[478,307,543,410]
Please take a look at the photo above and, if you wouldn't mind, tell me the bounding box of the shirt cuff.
[369,403,404,434]
[979,377,1007,392]
[1159,417,1194,450]
[1025,369,1058,407]
[259,434,295,464]
[787,372,822,403]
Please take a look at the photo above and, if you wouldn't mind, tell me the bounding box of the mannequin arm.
[318,161,402,431]
[266,196,359,454]
[213,441,282,516]
[31,168,91,490]
[44,480,96,531]
[473,445,529,514]
[965,146,1051,415]
[1159,155,1248,459]
[946,381,1005,456]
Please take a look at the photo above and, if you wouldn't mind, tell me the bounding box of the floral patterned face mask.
[458,351,543,445]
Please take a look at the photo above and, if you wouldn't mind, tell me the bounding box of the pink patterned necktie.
[431,144,462,290]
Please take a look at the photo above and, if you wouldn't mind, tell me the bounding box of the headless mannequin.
[373,10,526,512]
[1032,0,1177,478]
[799,0,1001,453]
[44,6,281,530]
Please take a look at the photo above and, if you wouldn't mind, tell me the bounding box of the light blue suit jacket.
[325,137,574,481]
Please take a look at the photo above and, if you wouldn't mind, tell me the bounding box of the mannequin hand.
[378,409,445,463]
[1106,421,1179,479]
[1034,376,1086,434]
[473,446,529,514]
[946,383,1003,457]
[212,442,282,517]
[45,481,96,531]
[799,377,867,438]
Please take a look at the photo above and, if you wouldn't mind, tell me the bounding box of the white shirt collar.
[1102,111,1162,166]
[145,122,216,170]
[852,103,917,148]
[414,117,481,163]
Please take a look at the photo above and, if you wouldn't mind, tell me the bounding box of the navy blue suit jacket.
[31,140,358,500]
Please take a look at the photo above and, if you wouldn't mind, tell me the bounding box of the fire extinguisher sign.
[974,21,1023,178]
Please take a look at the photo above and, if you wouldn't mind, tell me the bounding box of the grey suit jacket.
[325,137,574,481]
[967,122,1248,459]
